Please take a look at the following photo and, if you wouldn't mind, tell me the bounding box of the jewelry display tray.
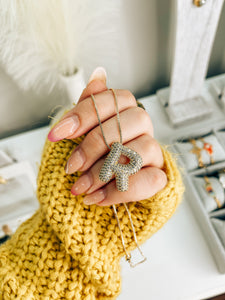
[171,122,225,274]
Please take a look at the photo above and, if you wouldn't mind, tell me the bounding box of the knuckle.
[120,89,137,106]
[141,136,163,168]
[135,107,152,128]
[150,169,167,189]
[148,138,162,156]
[86,129,105,153]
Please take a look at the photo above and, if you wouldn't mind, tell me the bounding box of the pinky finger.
[82,167,167,206]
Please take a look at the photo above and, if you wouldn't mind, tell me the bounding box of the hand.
[48,67,167,206]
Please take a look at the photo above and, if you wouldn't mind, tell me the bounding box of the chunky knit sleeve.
[37,136,184,265]
[0,135,184,300]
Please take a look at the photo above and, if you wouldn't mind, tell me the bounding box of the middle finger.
[65,107,153,174]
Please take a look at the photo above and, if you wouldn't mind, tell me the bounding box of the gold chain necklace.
[90,88,146,267]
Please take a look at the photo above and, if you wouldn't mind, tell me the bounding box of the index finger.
[78,79,108,103]
[48,89,139,142]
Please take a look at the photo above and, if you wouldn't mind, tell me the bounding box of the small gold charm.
[0,176,7,184]
[193,0,207,7]
[99,142,143,192]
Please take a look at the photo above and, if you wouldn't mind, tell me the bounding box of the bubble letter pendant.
[99,142,143,192]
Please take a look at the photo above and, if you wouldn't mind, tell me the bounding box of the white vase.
[49,68,86,126]
[60,67,86,105]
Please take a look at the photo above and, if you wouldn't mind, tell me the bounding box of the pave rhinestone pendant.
[99,142,143,192]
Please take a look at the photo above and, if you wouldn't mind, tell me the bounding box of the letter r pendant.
[99,142,143,192]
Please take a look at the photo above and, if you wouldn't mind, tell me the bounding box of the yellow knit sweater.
[0,135,184,300]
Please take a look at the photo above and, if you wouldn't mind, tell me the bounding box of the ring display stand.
[157,0,224,126]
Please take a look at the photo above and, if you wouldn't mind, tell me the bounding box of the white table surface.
[1,76,225,300]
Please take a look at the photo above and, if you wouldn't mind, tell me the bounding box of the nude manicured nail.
[83,189,106,205]
[65,148,85,174]
[71,173,93,195]
[88,67,107,84]
[48,115,80,142]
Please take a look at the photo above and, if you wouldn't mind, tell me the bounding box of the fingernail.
[65,148,85,174]
[48,115,80,142]
[83,189,106,205]
[88,67,107,84]
[71,173,93,195]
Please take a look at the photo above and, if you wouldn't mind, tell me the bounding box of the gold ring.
[189,138,214,168]
[189,139,204,168]
[204,176,221,209]
[199,138,214,165]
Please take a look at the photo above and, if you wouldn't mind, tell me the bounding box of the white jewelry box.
[0,157,38,237]
[171,121,225,273]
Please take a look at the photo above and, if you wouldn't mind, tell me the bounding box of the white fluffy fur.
[0,0,121,92]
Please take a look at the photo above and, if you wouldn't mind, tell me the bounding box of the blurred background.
[1,0,225,139]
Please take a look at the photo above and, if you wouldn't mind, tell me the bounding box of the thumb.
[78,67,108,103]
